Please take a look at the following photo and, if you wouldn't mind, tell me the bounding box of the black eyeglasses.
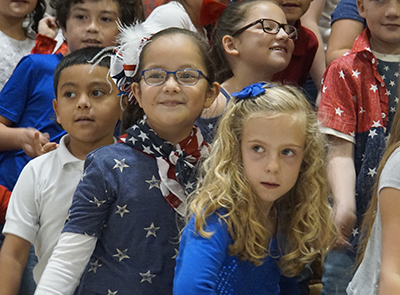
[232,18,298,40]
[141,68,212,86]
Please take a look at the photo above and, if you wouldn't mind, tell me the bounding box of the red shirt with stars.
[318,28,396,245]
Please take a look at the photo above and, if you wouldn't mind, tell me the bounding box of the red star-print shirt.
[318,28,395,246]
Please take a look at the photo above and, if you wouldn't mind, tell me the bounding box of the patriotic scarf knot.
[123,117,210,215]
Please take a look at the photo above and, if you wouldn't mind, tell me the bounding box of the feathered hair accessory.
[111,21,152,102]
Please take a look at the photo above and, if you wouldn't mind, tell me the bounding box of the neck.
[224,64,274,93]
[66,135,115,160]
[0,15,26,40]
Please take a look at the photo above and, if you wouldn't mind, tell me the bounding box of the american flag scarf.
[121,118,210,216]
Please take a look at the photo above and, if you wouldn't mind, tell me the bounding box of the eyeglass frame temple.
[231,18,298,39]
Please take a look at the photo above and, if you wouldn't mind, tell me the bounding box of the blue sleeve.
[279,275,300,295]
[331,0,366,26]
[62,151,116,237]
[173,215,231,295]
[0,56,34,123]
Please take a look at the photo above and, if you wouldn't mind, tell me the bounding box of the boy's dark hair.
[29,0,47,33]
[121,27,216,132]
[50,0,145,30]
[54,47,113,97]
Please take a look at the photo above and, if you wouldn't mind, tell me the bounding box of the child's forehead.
[69,0,120,12]
[59,64,110,83]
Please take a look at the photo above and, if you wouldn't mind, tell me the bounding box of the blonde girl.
[174,82,337,294]
[347,99,400,294]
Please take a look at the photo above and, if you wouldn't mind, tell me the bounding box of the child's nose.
[77,94,91,108]
[86,19,100,32]
[163,74,180,92]
[264,155,280,173]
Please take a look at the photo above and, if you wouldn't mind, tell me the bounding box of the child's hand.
[38,16,59,39]
[21,128,58,158]
[333,207,357,249]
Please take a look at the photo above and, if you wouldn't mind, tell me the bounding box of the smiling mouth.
[270,46,286,52]
[161,101,183,106]
[83,39,101,45]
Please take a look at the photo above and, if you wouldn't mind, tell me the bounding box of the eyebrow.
[70,7,119,16]
[60,81,110,89]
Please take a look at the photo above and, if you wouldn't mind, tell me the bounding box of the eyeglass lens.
[143,69,200,85]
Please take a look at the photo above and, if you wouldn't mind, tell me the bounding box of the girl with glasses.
[34,27,219,295]
[197,0,295,143]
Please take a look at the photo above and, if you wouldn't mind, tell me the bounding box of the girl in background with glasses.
[34,27,219,295]
[174,82,337,295]
[197,0,295,143]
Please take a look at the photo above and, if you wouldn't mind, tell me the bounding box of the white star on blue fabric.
[144,223,160,238]
[139,270,156,283]
[352,228,359,237]
[91,197,106,207]
[113,159,129,172]
[143,145,153,154]
[88,259,102,273]
[138,131,149,141]
[113,248,130,261]
[115,204,129,217]
[145,175,160,190]
[367,167,377,177]
[368,129,378,139]
[128,136,138,145]
[107,290,118,295]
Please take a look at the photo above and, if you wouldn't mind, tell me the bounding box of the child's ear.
[119,96,129,120]
[52,99,62,125]
[204,82,221,108]
[357,0,366,17]
[222,35,240,56]
[131,82,143,107]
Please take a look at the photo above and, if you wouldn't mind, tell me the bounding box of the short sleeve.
[331,0,367,26]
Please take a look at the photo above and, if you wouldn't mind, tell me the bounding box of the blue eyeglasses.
[232,18,298,40]
[141,68,212,86]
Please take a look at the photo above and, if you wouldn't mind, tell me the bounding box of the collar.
[58,135,84,168]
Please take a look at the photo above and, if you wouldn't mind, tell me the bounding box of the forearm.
[0,235,31,295]
[35,232,97,295]
[0,123,26,152]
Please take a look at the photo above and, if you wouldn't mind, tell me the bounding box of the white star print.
[339,70,345,79]
[80,171,87,181]
[372,120,382,128]
[370,84,378,93]
[335,107,344,116]
[381,74,386,80]
[152,144,162,154]
[352,228,359,237]
[390,80,395,87]
[185,182,194,191]
[369,129,378,139]
[395,97,399,104]
[139,270,156,283]
[113,159,129,172]
[144,223,160,238]
[385,90,391,96]
[350,131,355,137]
[359,107,366,113]
[172,248,179,259]
[391,107,396,113]
[207,123,214,130]
[88,259,102,273]
[384,65,389,71]
[142,145,153,154]
[395,72,399,77]
[138,131,149,141]
[128,136,137,145]
[90,197,106,207]
[113,248,130,261]
[367,167,377,177]
[107,290,118,295]
[352,69,360,78]
[146,175,160,190]
[115,204,129,217]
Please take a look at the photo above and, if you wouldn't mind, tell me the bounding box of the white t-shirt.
[3,135,84,283]
[0,30,35,91]
[347,146,400,294]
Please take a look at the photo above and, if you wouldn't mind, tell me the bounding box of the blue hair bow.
[232,82,275,101]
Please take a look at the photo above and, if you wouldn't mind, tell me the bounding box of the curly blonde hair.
[190,84,337,277]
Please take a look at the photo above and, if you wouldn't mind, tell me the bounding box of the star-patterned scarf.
[121,118,210,216]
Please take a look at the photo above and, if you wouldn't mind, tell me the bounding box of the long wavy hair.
[190,84,337,276]
[357,104,400,266]
[27,0,46,33]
